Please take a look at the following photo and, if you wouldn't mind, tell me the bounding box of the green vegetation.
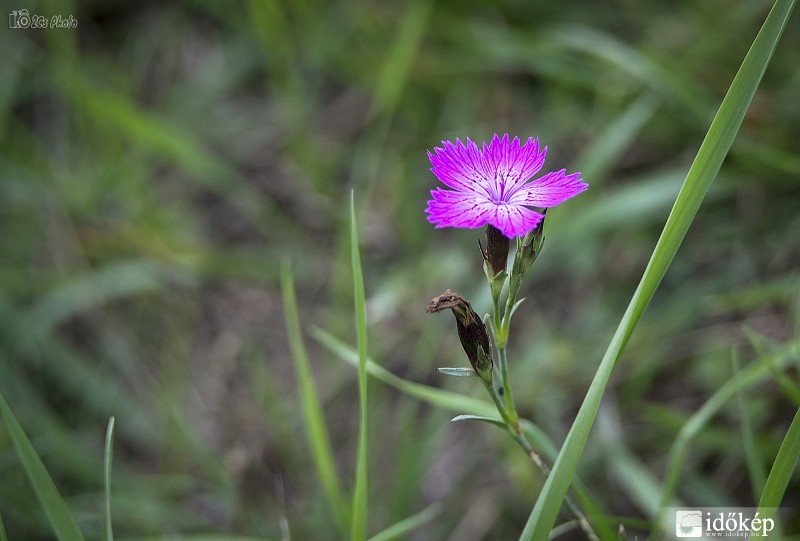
[1,1,798,539]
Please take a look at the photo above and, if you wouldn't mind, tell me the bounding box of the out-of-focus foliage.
[1,0,798,539]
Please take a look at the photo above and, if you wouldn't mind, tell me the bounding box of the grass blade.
[0,390,86,541]
[0,512,8,541]
[757,405,800,510]
[366,504,441,541]
[280,262,348,530]
[520,2,796,539]
[350,192,369,541]
[104,416,116,541]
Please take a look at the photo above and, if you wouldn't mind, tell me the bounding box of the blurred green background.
[1,0,799,539]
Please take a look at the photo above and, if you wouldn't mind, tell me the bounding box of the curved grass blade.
[0,390,86,541]
[104,416,116,541]
[350,192,369,541]
[367,503,441,541]
[520,2,797,539]
[280,262,348,530]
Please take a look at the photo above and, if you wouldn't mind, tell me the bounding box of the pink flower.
[425,134,587,238]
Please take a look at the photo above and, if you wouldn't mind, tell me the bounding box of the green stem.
[496,347,520,434]
[483,379,598,541]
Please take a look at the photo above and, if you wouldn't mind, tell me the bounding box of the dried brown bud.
[427,289,492,381]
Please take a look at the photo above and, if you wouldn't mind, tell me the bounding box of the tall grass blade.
[103,416,116,541]
[0,390,86,541]
[350,192,370,541]
[280,262,348,530]
[757,405,800,510]
[520,1,796,538]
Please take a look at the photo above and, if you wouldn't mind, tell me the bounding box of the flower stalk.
[424,133,594,540]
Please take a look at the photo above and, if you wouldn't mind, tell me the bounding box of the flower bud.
[426,289,492,382]
[516,210,546,277]
[480,224,510,276]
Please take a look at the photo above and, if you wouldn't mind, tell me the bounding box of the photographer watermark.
[671,508,782,538]
[9,9,77,29]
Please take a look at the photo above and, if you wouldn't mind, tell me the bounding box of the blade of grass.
[0,512,7,541]
[366,504,441,541]
[350,192,369,541]
[0,389,86,541]
[521,2,796,538]
[104,416,116,541]
[757,404,800,511]
[733,350,767,501]
[280,261,348,530]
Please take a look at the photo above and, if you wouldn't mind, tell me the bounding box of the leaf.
[104,416,116,541]
[0,390,86,541]
[435,367,478,377]
[757,405,800,511]
[450,415,507,430]
[520,2,797,538]
[350,192,370,541]
[280,262,348,530]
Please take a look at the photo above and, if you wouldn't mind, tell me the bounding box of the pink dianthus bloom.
[425,134,587,238]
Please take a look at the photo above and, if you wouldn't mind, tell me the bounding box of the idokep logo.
[675,510,703,537]
[672,508,779,538]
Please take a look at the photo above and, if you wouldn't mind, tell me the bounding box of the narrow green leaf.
[450,415,507,429]
[0,512,8,541]
[0,390,86,541]
[366,504,441,541]
[521,2,796,539]
[280,262,348,530]
[435,367,478,377]
[350,192,369,541]
[104,416,116,541]
[758,405,800,510]
[508,297,526,319]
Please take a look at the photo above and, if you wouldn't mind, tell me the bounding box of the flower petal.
[428,138,494,197]
[425,189,496,229]
[487,204,545,238]
[482,134,548,199]
[509,169,587,208]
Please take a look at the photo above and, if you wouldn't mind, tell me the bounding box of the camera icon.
[9,9,31,29]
